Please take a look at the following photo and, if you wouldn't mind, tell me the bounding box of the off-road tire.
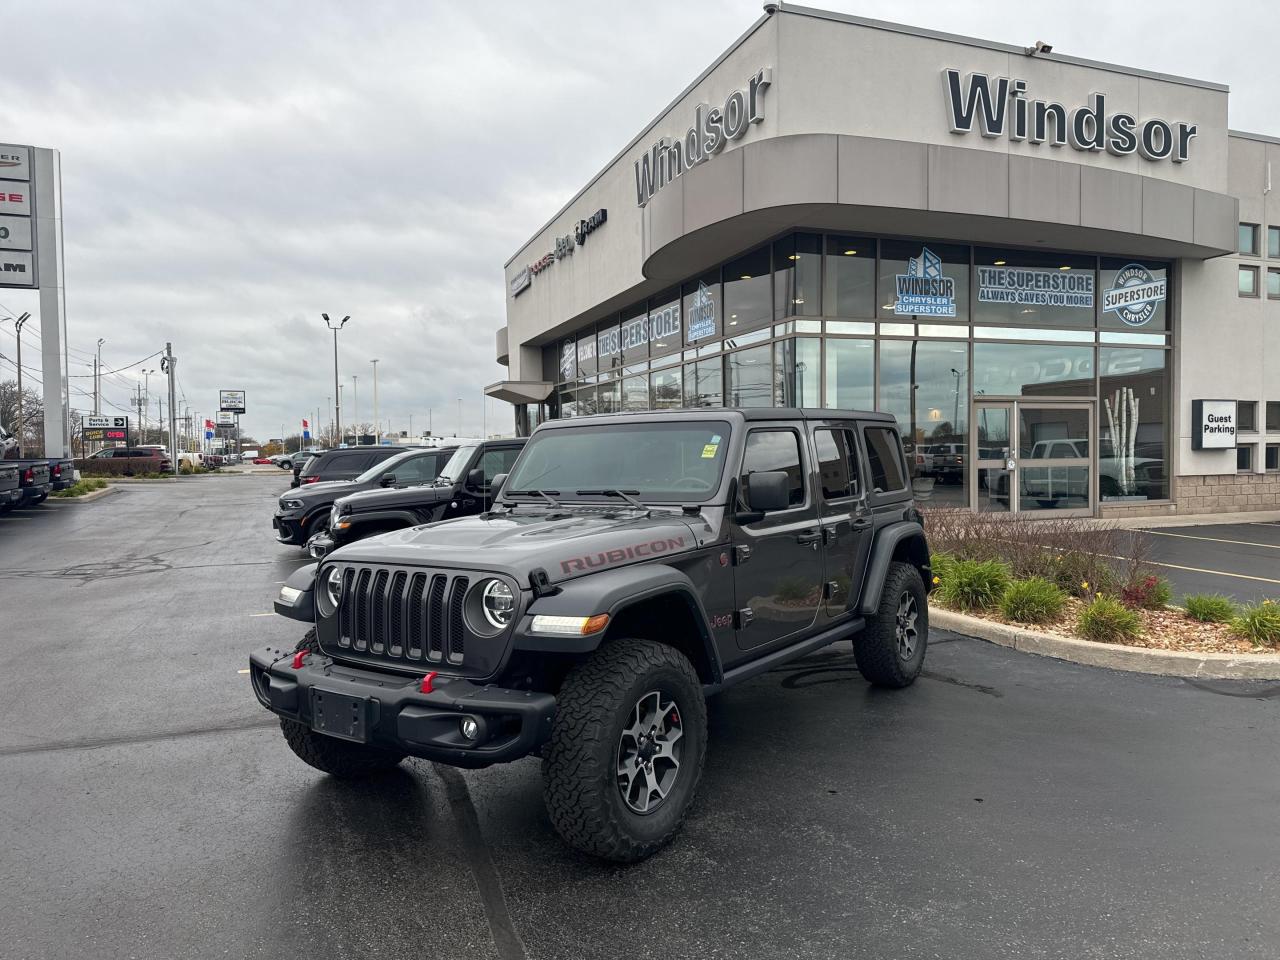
[278,630,407,778]
[543,638,707,862]
[854,561,927,688]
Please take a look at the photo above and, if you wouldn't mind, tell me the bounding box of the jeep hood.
[326,509,701,584]
[337,482,453,512]
[284,479,354,503]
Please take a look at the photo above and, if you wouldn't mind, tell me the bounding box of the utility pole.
[370,358,380,446]
[161,344,178,476]
[409,413,414,440]
[352,374,359,444]
[457,397,462,438]
[326,397,331,446]
[322,314,349,450]
[11,312,30,455]
[428,407,432,436]
[95,338,104,414]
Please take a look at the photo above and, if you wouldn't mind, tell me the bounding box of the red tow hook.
[420,671,439,694]
[291,650,307,670]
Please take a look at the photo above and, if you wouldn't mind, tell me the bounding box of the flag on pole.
[302,417,311,441]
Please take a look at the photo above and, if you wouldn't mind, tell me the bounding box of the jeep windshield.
[437,443,481,484]
[503,421,731,503]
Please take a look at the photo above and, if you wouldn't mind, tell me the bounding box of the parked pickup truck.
[0,462,20,512]
[253,408,931,862]
[14,460,52,504]
[46,456,74,495]
[307,439,526,558]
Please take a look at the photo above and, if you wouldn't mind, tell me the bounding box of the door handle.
[851,517,871,529]
[796,530,821,545]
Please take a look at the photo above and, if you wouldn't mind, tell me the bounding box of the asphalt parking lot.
[2,476,1278,959]
[1134,522,1280,604]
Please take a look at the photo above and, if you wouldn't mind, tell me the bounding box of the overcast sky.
[0,0,1275,443]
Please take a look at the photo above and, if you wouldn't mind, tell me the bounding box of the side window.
[477,448,521,484]
[814,428,861,500]
[394,457,431,484]
[864,427,907,493]
[740,429,805,508]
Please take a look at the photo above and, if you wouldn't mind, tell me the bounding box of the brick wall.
[1173,473,1280,514]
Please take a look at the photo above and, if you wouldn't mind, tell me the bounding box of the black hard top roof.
[535,407,896,429]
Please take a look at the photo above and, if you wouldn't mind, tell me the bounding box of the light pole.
[322,314,350,449]
[370,358,380,446]
[457,397,462,437]
[352,374,359,444]
[95,338,105,414]
[7,312,31,453]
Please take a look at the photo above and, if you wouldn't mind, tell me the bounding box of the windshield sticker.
[710,434,722,443]
[701,444,719,459]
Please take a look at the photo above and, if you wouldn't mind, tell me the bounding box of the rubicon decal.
[561,537,686,574]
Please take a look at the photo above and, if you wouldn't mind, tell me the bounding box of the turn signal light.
[530,614,611,636]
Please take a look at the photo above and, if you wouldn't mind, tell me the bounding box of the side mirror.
[746,471,791,513]
[465,467,486,489]
[490,472,508,498]
[380,472,397,487]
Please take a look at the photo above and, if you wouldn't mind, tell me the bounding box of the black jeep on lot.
[307,438,525,558]
[252,409,931,861]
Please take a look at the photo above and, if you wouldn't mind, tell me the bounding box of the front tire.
[853,561,927,688]
[278,629,407,778]
[542,638,707,862]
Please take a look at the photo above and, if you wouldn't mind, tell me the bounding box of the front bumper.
[249,646,556,768]
[273,513,307,544]
[308,531,335,558]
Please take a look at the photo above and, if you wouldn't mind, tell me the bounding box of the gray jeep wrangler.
[251,409,931,861]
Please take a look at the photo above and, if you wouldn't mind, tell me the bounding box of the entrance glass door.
[973,402,1094,516]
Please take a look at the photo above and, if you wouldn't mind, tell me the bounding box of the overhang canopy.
[485,380,554,404]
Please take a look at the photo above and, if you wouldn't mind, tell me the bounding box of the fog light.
[460,717,480,741]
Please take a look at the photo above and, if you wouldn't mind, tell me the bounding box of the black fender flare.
[274,562,317,623]
[341,508,423,533]
[516,563,723,684]
[857,521,930,616]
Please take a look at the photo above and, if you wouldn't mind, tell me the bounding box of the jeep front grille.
[337,566,469,666]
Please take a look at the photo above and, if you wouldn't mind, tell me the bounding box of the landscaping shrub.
[1231,601,1280,648]
[1077,595,1142,644]
[1121,574,1172,610]
[936,558,1011,612]
[998,577,1066,625]
[929,552,956,589]
[51,477,108,498]
[1182,593,1236,623]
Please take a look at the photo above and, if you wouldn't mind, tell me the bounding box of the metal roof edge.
[1229,129,1280,146]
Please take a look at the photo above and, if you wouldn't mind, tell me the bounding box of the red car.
[252,457,273,465]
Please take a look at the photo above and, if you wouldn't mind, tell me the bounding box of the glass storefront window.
[597,318,622,376]
[825,337,874,410]
[575,323,598,377]
[773,233,821,319]
[650,367,681,409]
[558,338,577,383]
[1099,258,1169,331]
[878,239,970,322]
[648,289,682,361]
[620,303,648,364]
[558,389,577,418]
[575,385,598,417]
[1098,347,1169,501]
[773,338,820,407]
[972,342,1094,397]
[824,236,875,318]
[597,377,619,414]
[622,375,648,411]
[725,344,772,407]
[683,269,721,346]
[879,339,969,509]
[684,359,723,407]
[723,247,772,335]
[974,248,1097,328]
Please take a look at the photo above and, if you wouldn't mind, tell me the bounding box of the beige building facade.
[488,4,1278,518]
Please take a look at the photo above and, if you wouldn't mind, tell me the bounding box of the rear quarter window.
[863,426,907,494]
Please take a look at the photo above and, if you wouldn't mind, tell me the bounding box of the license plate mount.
[310,688,371,743]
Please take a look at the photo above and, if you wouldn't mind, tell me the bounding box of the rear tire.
[543,638,707,862]
[853,561,927,688]
[278,629,407,778]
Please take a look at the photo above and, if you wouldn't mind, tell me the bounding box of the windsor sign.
[943,70,1198,163]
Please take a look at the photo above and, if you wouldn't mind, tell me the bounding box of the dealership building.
[487,4,1280,517]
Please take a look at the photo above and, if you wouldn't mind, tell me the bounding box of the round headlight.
[480,579,515,629]
[324,566,343,609]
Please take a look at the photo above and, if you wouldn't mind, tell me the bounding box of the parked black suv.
[273,446,457,548]
[308,439,525,558]
[292,446,407,489]
[254,409,930,861]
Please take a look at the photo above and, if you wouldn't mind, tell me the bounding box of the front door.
[732,426,825,650]
[973,401,1094,516]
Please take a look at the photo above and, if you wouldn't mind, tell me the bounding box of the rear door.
[809,422,874,624]
[322,452,374,481]
[731,424,824,651]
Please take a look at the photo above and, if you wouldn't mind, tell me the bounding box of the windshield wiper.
[576,489,646,510]
[507,488,562,507]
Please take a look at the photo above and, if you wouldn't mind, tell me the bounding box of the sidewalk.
[1106,509,1280,529]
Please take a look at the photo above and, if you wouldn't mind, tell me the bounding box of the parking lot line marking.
[1103,553,1280,587]
[249,612,274,617]
[237,668,250,674]
[1143,529,1280,550]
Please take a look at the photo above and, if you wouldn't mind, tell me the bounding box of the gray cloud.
[0,0,1273,441]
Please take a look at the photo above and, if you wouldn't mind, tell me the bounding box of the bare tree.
[0,379,44,455]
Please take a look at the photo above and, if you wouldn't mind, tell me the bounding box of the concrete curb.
[930,607,1280,680]
[52,484,121,503]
